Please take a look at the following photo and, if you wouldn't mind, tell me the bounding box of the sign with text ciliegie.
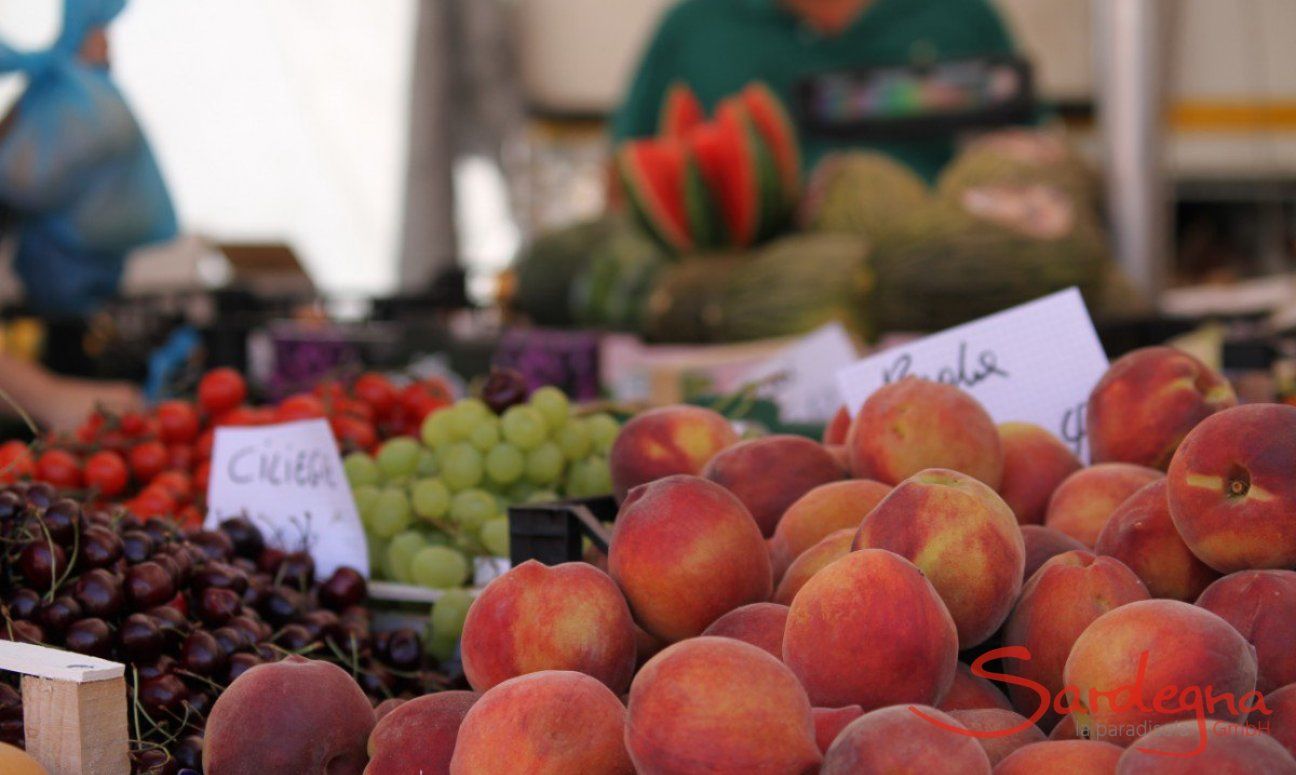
[204,419,369,578]
[835,288,1109,460]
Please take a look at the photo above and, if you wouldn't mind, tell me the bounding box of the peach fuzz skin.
[1113,720,1296,773]
[1020,524,1086,582]
[700,602,789,660]
[773,528,855,605]
[820,705,991,775]
[768,478,890,578]
[994,740,1123,775]
[996,422,1081,525]
[948,708,1046,766]
[939,661,1013,712]
[702,434,845,537]
[608,404,738,501]
[1195,570,1296,693]
[1044,463,1162,547]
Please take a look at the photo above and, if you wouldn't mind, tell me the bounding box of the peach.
[702,435,845,537]
[994,740,1123,775]
[1044,463,1162,547]
[1049,715,1080,740]
[608,475,772,642]
[769,479,890,576]
[1196,570,1296,693]
[1088,346,1236,470]
[846,377,1004,488]
[1261,683,1296,760]
[1062,600,1259,745]
[371,698,405,724]
[609,405,738,501]
[1114,720,1296,773]
[364,691,476,775]
[822,405,850,445]
[853,468,1024,647]
[825,443,849,471]
[813,706,864,754]
[634,624,667,668]
[450,671,631,774]
[1094,480,1220,601]
[949,708,1047,766]
[997,422,1082,525]
[821,705,992,774]
[204,655,374,775]
[700,602,788,660]
[460,560,636,693]
[1167,404,1296,572]
[0,743,45,775]
[772,528,855,605]
[625,637,821,774]
[1001,550,1150,730]
[940,662,1013,712]
[783,548,958,710]
[1021,525,1086,582]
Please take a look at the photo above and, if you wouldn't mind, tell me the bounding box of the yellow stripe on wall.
[1169,101,1296,132]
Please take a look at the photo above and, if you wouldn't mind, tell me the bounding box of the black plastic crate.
[508,495,617,566]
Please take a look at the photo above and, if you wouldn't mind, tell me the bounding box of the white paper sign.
[205,419,369,578]
[740,323,860,424]
[835,289,1109,459]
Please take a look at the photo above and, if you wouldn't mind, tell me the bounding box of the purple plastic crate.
[494,327,602,401]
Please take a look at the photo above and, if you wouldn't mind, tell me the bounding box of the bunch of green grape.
[343,386,620,591]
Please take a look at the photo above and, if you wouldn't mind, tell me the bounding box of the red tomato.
[0,440,34,482]
[193,460,212,492]
[195,430,215,461]
[83,450,129,497]
[175,505,204,531]
[274,394,327,423]
[198,368,248,416]
[118,411,150,439]
[168,444,195,472]
[334,397,375,424]
[213,406,259,427]
[313,380,346,403]
[156,400,200,444]
[128,441,169,484]
[330,414,377,452]
[151,470,193,504]
[353,372,398,418]
[399,381,452,426]
[35,449,82,488]
[76,413,106,444]
[128,486,176,518]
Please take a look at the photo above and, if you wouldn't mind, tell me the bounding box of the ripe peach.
[1021,525,1086,582]
[846,378,1004,488]
[625,637,821,775]
[821,705,992,774]
[1044,463,1162,547]
[204,655,374,775]
[0,743,45,775]
[702,435,845,537]
[1088,346,1236,470]
[994,740,1123,775]
[997,422,1082,525]
[608,475,772,642]
[940,662,1013,712]
[450,671,631,774]
[364,691,476,775]
[1063,600,1259,745]
[949,708,1047,766]
[813,706,863,754]
[1002,550,1150,731]
[1094,480,1220,601]
[773,528,855,605]
[822,406,850,445]
[371,698,405,724]
[1114,720,1296,773]
[853,468,1024,647]
[1167,404,1296,572]
[609,405,738,501]
[460,560,636,693]
[769,479,890,577]
[783,548,958,710]
[1262,683,1296,760]
[700,602,788,660]
[824,443,849,471]
[1196,570,1296,692]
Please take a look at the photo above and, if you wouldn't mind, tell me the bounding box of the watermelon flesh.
[659,82,707,139]
[618,139,694,253]
[689,105,762,248]
[739,82,802,206]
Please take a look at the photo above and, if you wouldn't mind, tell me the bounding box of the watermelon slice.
[617,139,694,254]
[739,82,802,207]
[716,100,785,242]
[689,106,762,248]
[659,82,706,139]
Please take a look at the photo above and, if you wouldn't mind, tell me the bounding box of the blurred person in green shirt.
[612,0,1018,182]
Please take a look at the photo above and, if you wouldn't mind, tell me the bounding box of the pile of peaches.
[200,345,1296,774]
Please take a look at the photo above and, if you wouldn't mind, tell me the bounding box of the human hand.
[32,377,144,435]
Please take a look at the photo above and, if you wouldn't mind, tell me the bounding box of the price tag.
[740,323,860,424]
[835,289,1109,459]
[204,419,369,578]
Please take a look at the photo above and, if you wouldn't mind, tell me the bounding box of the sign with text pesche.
[204,419,369,578]
[835,288,1109,460]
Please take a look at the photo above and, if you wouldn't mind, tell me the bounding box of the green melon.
[513,216,614,326]
[570,222,668,331]
[639,255,742,343]
[937,128,1098,206]
[617,138,695,254]
[659,82,706,140]
[799,151,932,246]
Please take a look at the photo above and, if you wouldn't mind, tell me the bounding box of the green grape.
[563,464,586,498]
[554,421,592,462]
[500,405,547,450]
[426,631,459,662]
[440,442,484,491]
[450,489,497,530]
[377,437,421,480]
[430,588,474,639]
[484,443,525,485]
[411,477,451,520]
[468,416,501,453]
[583,456,613,495]
[366,535,387,574]
[508,481,536,502]
[479,517,509,557]
[410,546,470,589]
[586,413,620,454]
[420,409,454,449]
[526,490,560,504]
[416,448,438,477]
[446,400,486,440]
[529,386,570,430]
[422,529,452,547]
[369,487,413,538]
[352,484,380,521]
[343,452,381,488]
[525,441,565,486]
[384,530,428,582]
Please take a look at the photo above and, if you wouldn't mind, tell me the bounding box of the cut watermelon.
[617,138,694,254]
[690,105,762,248]
[659,82,706,139]
[739,82,802,207]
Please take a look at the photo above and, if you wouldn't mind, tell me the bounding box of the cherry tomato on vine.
[36,449,82,489]
[198,368,247,416]
[128,441,169,484]
[84,450,129,497]
[156,400,200,444]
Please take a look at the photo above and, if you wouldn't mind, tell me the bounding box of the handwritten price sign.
[204,419,369,578]
[835,289,1109,459]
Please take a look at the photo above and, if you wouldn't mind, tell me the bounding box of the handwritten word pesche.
[911,646,1270,759]
[880,342,1009,390]
[227,444,339,490]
